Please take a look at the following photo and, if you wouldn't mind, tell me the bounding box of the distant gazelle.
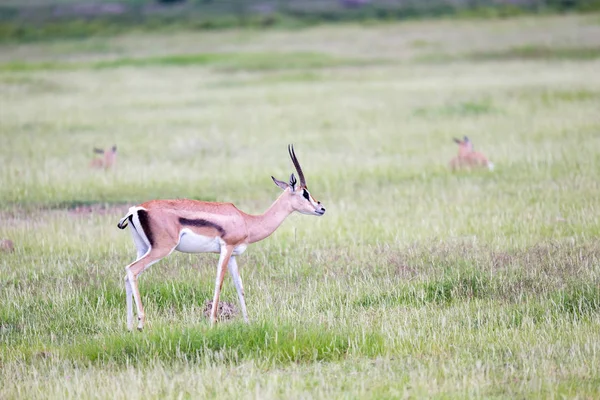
[117,145,326,331]
[449,136,494,171]
[90,145,117,169]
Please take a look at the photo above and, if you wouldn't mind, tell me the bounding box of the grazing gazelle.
[449,136,494,171]
[90,145,117,169]
[117,145,326,331]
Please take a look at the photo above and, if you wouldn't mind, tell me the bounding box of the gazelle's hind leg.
[125,227,150,331]
[125,246,175,331]
[227,256,249,323]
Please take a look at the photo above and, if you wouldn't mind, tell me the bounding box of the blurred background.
[2,0,599,41]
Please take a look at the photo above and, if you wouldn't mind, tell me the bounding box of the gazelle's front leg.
[228,256,249,323]
[210,245,234,325]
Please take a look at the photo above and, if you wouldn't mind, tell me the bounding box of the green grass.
[469,44,600,61]
[0,51,369,73]
[66,323,385,365]
[1,13,600,399]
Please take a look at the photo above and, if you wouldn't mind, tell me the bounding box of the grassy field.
[1,14,600,399]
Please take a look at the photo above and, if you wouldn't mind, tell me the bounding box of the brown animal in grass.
[0,239,14,253]
[449,136,493,171]
[117,145,326,331]
[90,145,117,169]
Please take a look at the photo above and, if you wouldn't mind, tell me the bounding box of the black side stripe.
[179,217,226,236]
[137,210,154,247]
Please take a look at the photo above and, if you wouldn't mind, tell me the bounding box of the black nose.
[320,207,326,212]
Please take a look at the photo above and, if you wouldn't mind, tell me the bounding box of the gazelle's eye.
[302,189,310,201]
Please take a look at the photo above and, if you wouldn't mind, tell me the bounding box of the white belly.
[233,244,248,255]
[176,229,221,253]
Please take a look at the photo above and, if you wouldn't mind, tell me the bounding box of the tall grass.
[1,14,600,399]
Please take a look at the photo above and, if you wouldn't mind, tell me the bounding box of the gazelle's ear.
[463,136,470,143]
[289,173,297,191]
[271,176,289,191]
[453,138,461,144]
[93,147,105,154]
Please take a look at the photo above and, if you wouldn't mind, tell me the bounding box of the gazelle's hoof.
[137,316,145,331]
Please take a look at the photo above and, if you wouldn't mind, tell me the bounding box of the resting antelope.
[90,145,117,169]
[449,136,494,171]
[117,145,326,331]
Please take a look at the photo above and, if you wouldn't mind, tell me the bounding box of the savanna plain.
[1,14,600,399]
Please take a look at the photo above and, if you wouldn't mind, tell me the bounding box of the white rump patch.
[130,207,151,249]
[176,229,221,253]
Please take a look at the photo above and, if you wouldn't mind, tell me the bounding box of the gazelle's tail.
[117,208,135,229]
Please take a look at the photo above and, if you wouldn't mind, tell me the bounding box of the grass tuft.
[553,286,600,318]
[68,323,385,365]
[469,45,600,61]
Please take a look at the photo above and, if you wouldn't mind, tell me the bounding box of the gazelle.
[117,145,326,331]
[90,145,117,169]
[0,239,14,253]
[449,136,494,171]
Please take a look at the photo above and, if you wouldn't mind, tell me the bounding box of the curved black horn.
[288,144,306,187]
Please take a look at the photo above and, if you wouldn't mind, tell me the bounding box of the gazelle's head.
[272,145,326,216]
[453,136,473,157]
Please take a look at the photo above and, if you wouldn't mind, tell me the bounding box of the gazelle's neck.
[245,192,294,244]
